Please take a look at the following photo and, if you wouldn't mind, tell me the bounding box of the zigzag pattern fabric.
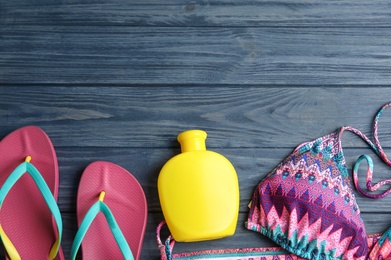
[246,130,368,260]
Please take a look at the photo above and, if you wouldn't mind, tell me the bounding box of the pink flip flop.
[71,161,147,260]
[0,126,64,259]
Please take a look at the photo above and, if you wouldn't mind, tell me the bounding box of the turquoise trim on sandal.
[0,159,63,259]
[70,192,134,260]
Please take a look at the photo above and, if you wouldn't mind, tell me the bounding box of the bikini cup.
[246,102,391,260]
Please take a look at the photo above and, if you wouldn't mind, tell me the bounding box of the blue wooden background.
[1,1,391,259]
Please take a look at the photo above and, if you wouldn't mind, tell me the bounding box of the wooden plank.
[1,87,391,149]
[2,0,390,258]
[1,27,391,85]
[1,1,391,27]
[52,146,391,213]
[40,212,391,259]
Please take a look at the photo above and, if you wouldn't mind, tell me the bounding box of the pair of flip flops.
[0,126,147,259]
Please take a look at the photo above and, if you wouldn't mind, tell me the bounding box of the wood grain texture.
[1,27,390,85]
[52,146,391,213]
[2,0,391,258]
[2,1,391,27]
[1,87,391,148]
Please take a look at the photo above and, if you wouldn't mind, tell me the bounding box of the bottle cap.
[177,130,207,153]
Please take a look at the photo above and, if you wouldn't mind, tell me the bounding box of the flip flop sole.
[0,126,64,259]
[76,161,147,260]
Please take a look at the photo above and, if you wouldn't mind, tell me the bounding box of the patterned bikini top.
[246,102,391,260]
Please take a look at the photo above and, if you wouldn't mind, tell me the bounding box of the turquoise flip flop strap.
[0,158,62,260]
[70,193,134,260]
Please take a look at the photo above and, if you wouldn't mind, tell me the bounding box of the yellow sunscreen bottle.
[158,130,239,242]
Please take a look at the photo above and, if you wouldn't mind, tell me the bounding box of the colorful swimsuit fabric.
[246,102,391,260]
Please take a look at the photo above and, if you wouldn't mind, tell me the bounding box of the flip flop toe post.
[71,161,147,260]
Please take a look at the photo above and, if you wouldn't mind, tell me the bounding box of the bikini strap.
[156,221,175,260]
[340,102,391,199]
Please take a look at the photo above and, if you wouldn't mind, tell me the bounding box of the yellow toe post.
[49,237,61,260]
[99,191,106,202]
[0,225,21,260]
[25,156,32,163]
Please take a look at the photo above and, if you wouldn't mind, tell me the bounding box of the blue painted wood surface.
[1,1,391,259]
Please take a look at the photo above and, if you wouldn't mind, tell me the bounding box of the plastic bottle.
[158,130,239,242]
